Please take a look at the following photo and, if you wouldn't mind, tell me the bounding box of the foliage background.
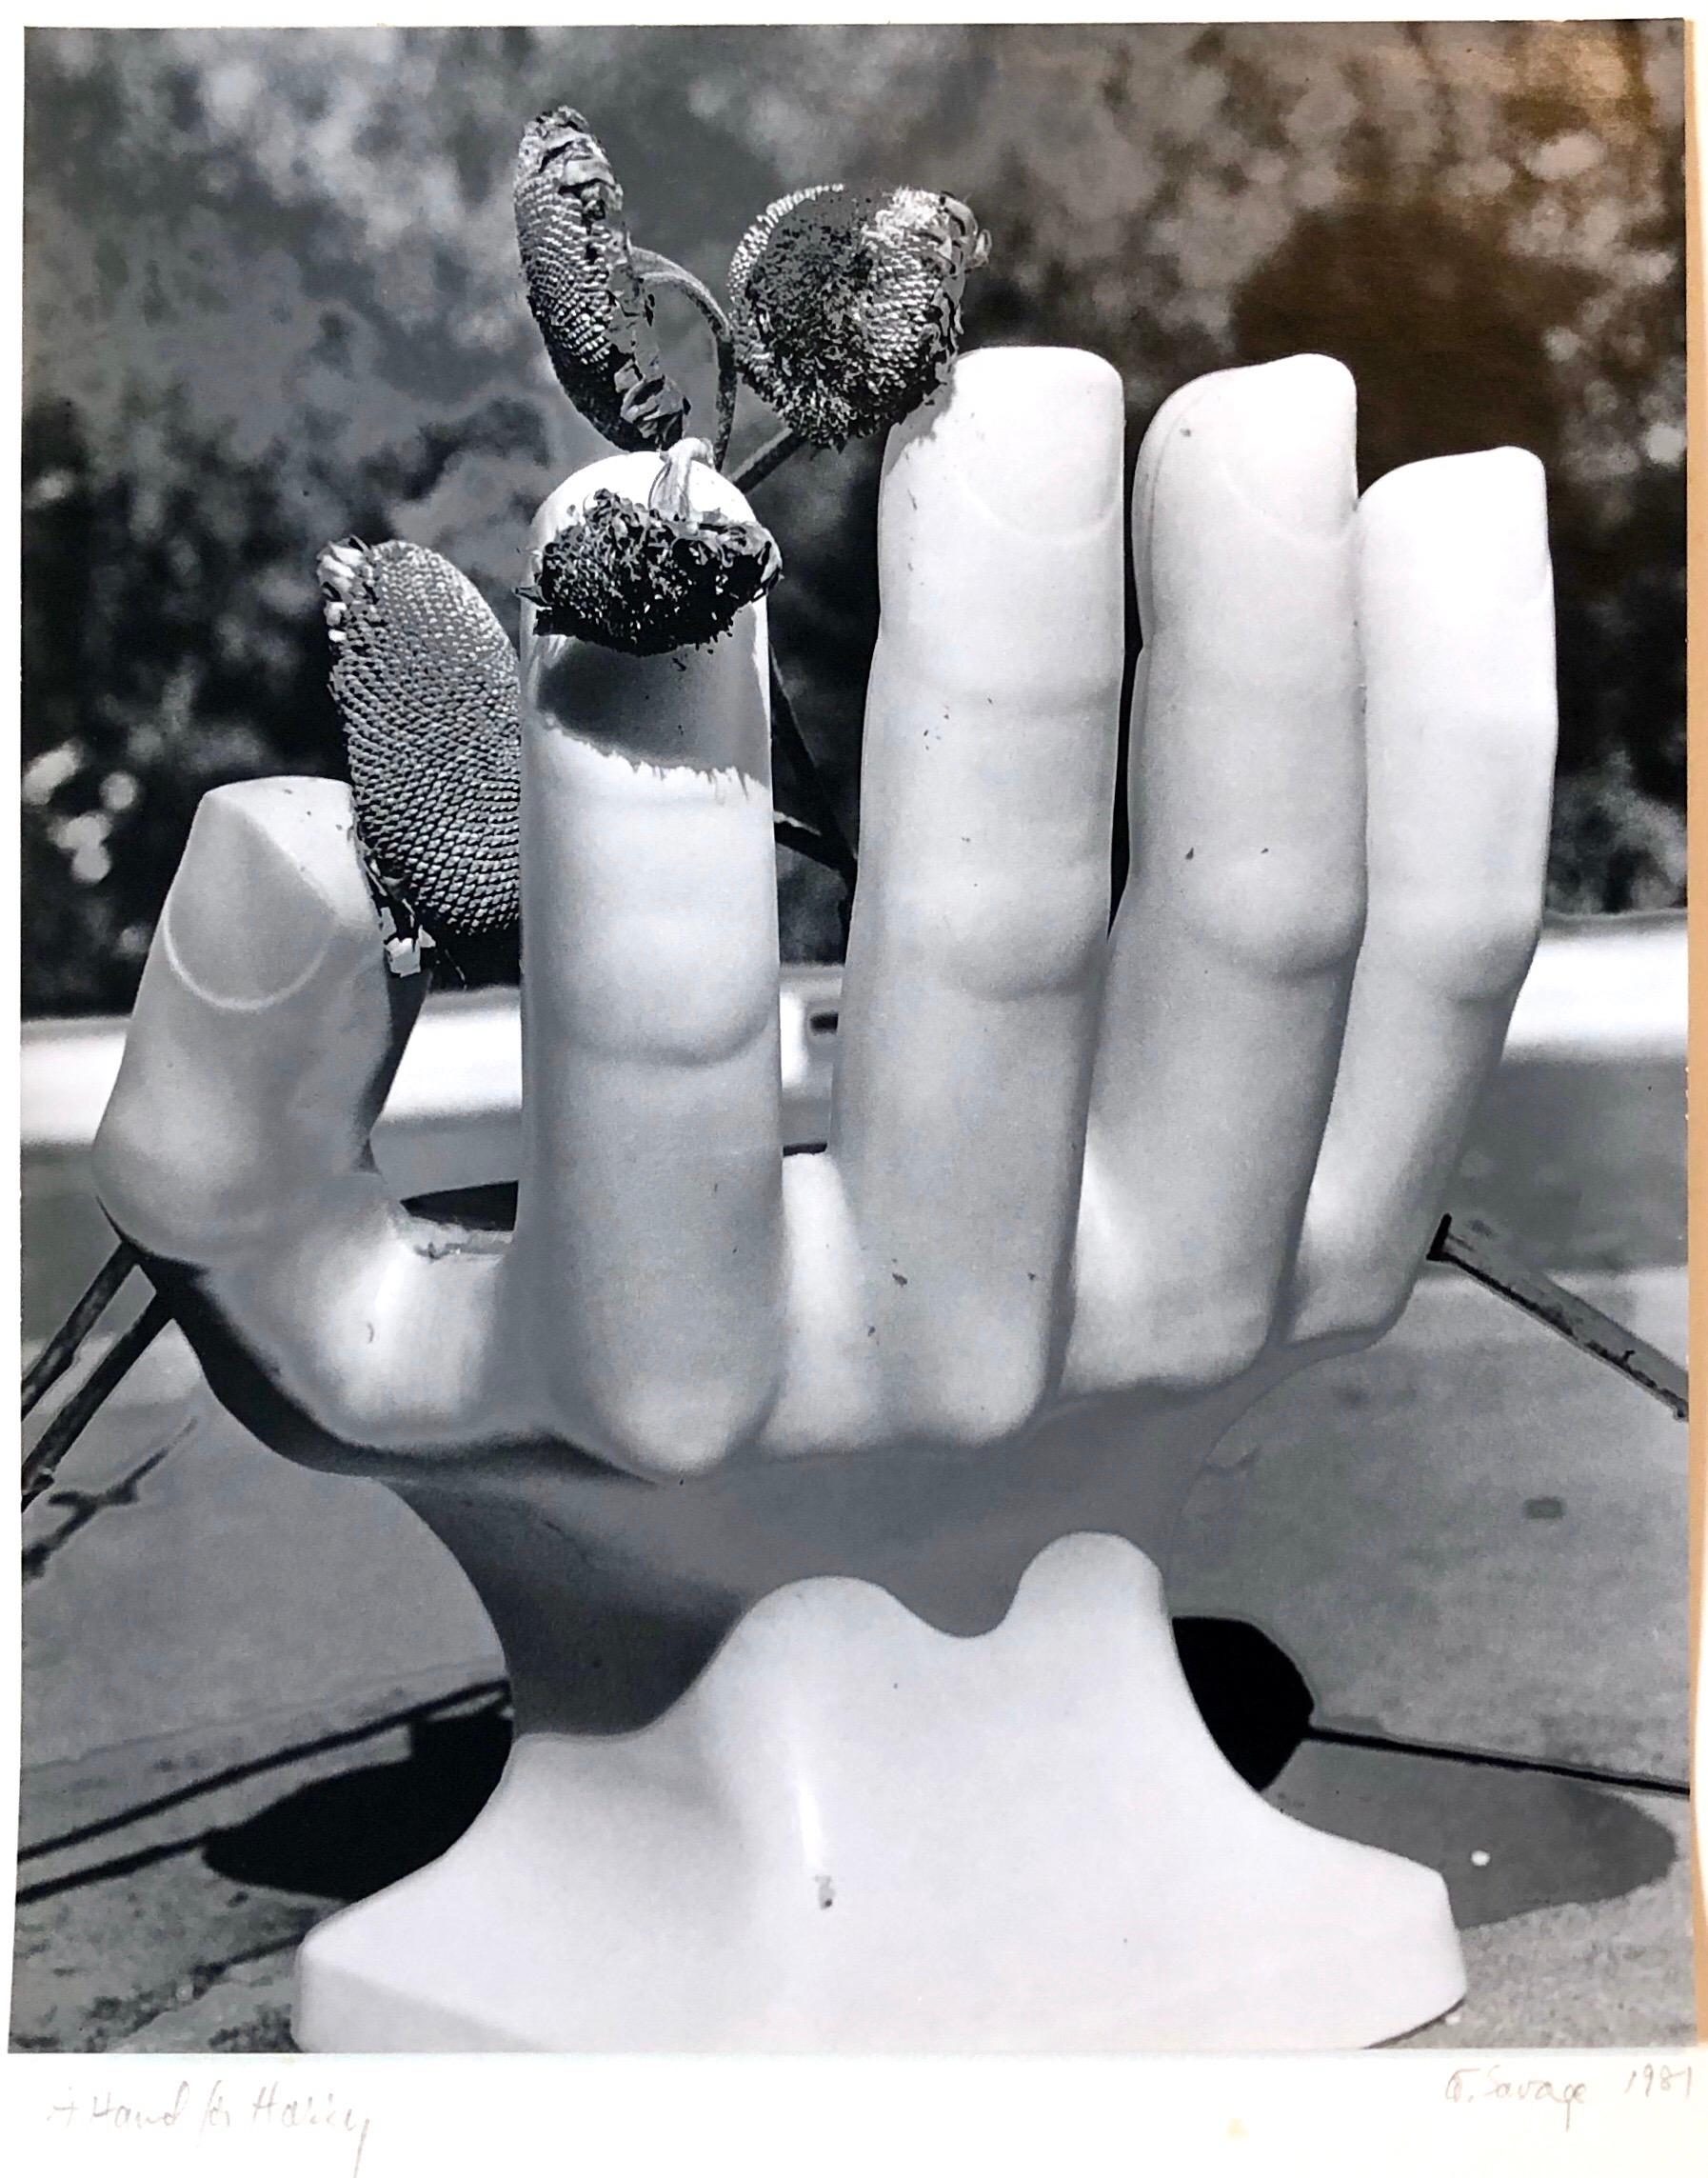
[22,22,1685,1014]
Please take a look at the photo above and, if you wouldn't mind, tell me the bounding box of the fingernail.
[1360,447,1549,598]
[163,785,340,1007]
[890,347,1123,537]
[1154,355,1356,541]
[1225,355,1355,536]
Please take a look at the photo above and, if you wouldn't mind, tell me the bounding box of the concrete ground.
[12,1737,1693,2055]
[12,1702,1693,2054]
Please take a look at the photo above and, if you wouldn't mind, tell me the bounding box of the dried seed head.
[515,104,689,452]
[319,540,522,949]
[521,450,782,657]
[728,185,988,447]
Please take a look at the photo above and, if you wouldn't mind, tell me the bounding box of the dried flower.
[320,540,521,959]
[728,186,987,447]
[515,105,689,452]
[521,441,782,657]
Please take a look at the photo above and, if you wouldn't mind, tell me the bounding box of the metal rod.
[23,1292,174,1511]
[1429,1211,1688,1420]
[22,1241,137,1419]
[1303,1720,1688,1799]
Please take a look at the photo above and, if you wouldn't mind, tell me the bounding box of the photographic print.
[15,20,1691,2060]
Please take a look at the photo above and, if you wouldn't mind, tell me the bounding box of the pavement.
[12,1768,1696,2058]
[12,928,1697,2053]
[11,1672,1692,2053]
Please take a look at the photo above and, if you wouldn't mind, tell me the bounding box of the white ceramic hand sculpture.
[91,350,1557,2052]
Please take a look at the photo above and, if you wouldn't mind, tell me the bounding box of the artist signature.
[1445,2060,1693,2132]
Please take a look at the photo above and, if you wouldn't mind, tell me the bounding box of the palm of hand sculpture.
[88,348,1558,2052]
[92,348,1554,1698]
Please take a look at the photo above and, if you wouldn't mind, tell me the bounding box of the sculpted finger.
[830,349,1125,1441]
[91,779,511,1455]
[1067,356,1362,1397]
[1288,450,1556,1348]
[508,453,785,1475]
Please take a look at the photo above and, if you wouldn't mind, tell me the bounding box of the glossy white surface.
[295,1532,1463,2052]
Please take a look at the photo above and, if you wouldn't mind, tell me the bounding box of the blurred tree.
[21,22,1684,1014]
[23,395,336,1010]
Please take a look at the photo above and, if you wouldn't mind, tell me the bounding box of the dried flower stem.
[773,817,849,875]
[631,250,737,469]
[720,427,851,895]
[768,649,858,893]
[731,427,804,494]
[647,435,716,522]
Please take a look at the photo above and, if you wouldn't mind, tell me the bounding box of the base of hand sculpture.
[294,1528,1461,2052]
[100,768,1469,2054]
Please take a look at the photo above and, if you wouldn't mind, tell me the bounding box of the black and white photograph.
[14,15,1694,2081]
